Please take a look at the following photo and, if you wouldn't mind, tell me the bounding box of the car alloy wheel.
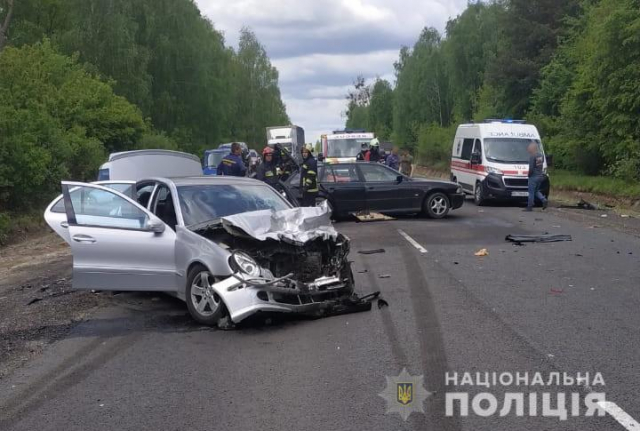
[424,192,450,219]
[190,271,221,317]
[186,264,226,325]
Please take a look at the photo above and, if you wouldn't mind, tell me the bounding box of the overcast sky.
[195,0,469,143]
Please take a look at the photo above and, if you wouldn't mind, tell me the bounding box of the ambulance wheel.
[474,181,487,206]
[423,192,450,219]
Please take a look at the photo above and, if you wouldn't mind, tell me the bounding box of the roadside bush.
[415,124,456,166]
[138,132,179,151]
[0,213,9,245]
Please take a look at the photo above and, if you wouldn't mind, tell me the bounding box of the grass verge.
[0,212,47,247]
[549,169,640,199]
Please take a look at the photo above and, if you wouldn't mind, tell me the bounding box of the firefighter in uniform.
[299,143,318,207]
[256,147,280,188]
[217,142,247,177]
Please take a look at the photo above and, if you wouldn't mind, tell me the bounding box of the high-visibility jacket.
[256,161,279,187]
[300,155,318,193]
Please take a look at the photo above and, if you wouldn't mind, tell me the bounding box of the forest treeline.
[345,0,640,181]
[0,0,289,219]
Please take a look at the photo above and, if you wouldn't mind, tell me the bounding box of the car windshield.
[327,139,370,158]
[206,152,225,167]
[484,139,543,163]
[177,184,291,226]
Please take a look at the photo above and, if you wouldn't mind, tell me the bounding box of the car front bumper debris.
[210,272,376,323]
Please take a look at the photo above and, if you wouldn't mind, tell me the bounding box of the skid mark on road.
[360,259,409,369]
[399,244,463,431]
[0,331,142,430]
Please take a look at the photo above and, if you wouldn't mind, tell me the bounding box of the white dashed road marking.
[398,229,428,254]
[598,402,640,430]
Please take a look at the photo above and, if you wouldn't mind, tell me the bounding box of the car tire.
[474,181,486,206]
[423,192,451,219]
[185,264,227,326]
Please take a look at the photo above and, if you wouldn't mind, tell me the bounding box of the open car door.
[59,181,178,292]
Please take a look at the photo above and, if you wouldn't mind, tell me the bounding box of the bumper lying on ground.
[210,272,354,323]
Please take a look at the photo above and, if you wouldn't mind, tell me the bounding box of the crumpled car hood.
[220,201,338,245]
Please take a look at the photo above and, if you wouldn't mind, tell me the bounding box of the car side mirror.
[318,153,325,162]
[545,154,554,168]
[396,175,404,183]
[145,216,165,234]
[470,152,481,165]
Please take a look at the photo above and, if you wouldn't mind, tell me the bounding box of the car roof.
[147,176,265,187]
[108,149,200,163]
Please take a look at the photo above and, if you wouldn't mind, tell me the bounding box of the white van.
[97,150,203,181]
[450,120,550,205]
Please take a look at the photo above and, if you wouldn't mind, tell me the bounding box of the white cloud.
[273,50,399,85]
[195,0,469,141]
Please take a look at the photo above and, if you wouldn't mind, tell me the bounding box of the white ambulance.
[450,120,550,205]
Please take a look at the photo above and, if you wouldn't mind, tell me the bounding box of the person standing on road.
[399,149,414,177]
[386,146,400,171]
[356,142,370,161]
[299,144,318,207]
[256,147,280,188]
[217,142,247,177]
[369,138,381,162]
[525,140,548,211]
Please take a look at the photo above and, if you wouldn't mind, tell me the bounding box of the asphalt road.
[1,201,639,430]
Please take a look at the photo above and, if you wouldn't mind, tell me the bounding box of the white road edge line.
[397,229,428,254]
[597,401,640,430]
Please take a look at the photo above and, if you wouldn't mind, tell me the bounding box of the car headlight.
[231,251,261,277]
[485,166,503,175]
[456,186,463,194]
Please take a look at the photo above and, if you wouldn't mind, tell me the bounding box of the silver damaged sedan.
[44,177,361,326]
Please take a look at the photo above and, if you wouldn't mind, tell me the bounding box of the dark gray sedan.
[285,162,464,219]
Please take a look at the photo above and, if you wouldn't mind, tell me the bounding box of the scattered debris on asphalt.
[559,199,598,210]
[601,214,608,218]
[575,253,583,257]
[358,249,386,255]
[505,234,572,243]
[377,298,389,309]
[357,269,368,274]
[378,274,391,279]
[549,288,564,295]
[621,214,631,218]
[475,248,489,257]
[26,297,42,306]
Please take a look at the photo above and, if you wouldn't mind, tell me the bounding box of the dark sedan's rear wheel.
[423,192,451,219]
[186,264,227,326]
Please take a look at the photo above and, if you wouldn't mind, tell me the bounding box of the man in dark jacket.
[299,144,318,207]
[217,142,247,177]
[525,140,548,211]
[256,147,280,188]
[386,146,400,170]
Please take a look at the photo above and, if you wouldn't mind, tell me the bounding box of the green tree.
[229,28,289,149]
[0,41,145,211]
[486,0,580,117]
[367,79,394,140]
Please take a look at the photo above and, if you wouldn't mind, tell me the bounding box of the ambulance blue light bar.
[484,119,526,124]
